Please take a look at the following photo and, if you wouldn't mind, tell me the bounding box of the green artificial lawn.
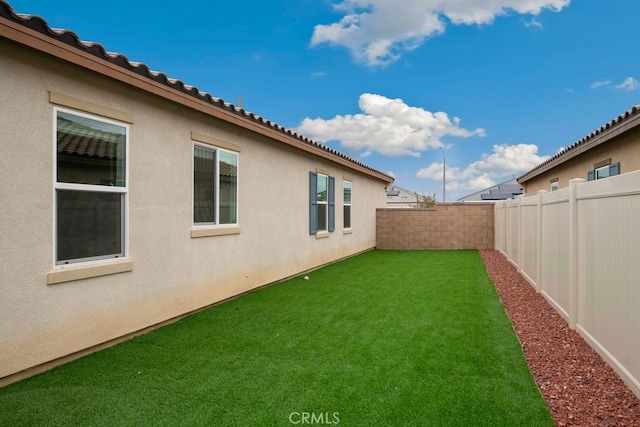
[0,250,553,426]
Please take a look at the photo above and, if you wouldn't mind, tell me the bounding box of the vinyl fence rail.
[494,170,640,399]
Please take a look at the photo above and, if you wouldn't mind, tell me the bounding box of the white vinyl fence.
[495,171,640,399]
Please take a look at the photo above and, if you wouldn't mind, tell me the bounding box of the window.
[550,178,559,191]
[343,180,352,229]
[309,172,335,234]
[317,173,328,231]
[587,162,620,181]
[55,109,128,265]
[193,143,238,226]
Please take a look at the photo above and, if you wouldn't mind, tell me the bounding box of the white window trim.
[595,164,610,180]
[343,179,352,231]
[52,107,130,270]
[317,173,329,233]
[191,141,240,237]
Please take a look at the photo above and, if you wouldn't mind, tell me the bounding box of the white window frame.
[53,107,129,268]
[316,173,329,233]
[343,179,352,230]
[595,165,611,180]
[192,142,239,228]
[588,161,620,181]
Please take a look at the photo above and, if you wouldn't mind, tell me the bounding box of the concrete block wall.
[376,203,495,250]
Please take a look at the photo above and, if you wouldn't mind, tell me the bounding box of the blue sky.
[9,0,640,200]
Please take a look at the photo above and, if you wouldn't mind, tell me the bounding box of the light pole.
[439,147,446,203]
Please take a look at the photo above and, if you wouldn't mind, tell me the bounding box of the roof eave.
[0,8,394,184]
[518,111,640,184]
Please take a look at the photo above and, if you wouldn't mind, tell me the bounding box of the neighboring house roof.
[518,105,640,183]
[387,185,417,198]
[0,1,393,184]
[386,185,425,207]
[457,178,523,202]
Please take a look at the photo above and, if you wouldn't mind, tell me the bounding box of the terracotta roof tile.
[519,105,640,181]
[0,1,392,182]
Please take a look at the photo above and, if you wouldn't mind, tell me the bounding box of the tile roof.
[518,105,640,182]
[0,1,393,183]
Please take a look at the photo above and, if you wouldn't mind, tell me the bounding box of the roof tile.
[0,1,392,180]
[519,104,640,180]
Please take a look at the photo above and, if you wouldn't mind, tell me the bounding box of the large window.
[343,180,352,229]
[55,109,128,265]
[193,143,238,225]
[309,172,335,234]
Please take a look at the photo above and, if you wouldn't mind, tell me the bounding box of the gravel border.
[480,250,640,426]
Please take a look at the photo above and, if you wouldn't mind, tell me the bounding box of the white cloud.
[311,71,327,78]
[416,143,549,191]
[590,80,611,89]
[296,93,485,157]
[311,0,570,66]
[523,17,544,29]
[615,77,639,91]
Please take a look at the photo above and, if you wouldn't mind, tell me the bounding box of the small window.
[596,165,610,180]
[55,109,128,265]
[343,180,352,229]
[309,172,335,234]
[550,178,559,191]
[193,143,238,226]
[587,162,620,181]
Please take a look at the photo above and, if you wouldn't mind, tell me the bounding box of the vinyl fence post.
[496,201,505,253]
[535,190,548,293]
[504,199,512,261]
[568,178,585,330]
[508,198,516,263]
[517,195,524,273]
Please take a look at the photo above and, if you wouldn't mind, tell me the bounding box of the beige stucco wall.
[521,127,640,195]
[0,39,388,379]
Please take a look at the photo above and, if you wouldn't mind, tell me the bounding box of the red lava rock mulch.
[480,249,640,426]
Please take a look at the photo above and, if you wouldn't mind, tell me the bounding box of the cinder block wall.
[376,203,495,250]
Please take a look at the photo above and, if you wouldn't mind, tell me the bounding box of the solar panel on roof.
[481,193,515,200]
[500,185,523,193]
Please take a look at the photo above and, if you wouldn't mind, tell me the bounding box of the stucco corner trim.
[191,131,241,152]
[49,91,134,123]
[190,226,241,238]
[47,259,133,285]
